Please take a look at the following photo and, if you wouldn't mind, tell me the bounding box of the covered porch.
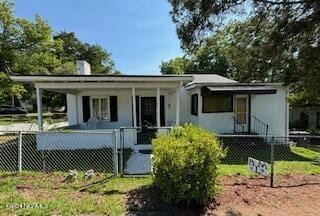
[30,75,192,131]
[9,75,192,151]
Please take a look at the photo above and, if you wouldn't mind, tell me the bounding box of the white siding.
[77,90,133,128]
[165,92,176,126]
[251,85,289,136]
[182,87,199,125]
[198,113,234,134]
[184,87,233,133]
[184,85,289,136]
[71,89,177,128]
[65,84,289,136]
[67,94,78,125]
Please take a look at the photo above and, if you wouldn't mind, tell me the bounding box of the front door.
[140,97,156,127]
[235,95,249,133]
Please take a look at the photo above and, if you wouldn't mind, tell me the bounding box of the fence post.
[270,136,275,188]
[112,129,118,175]
[18,131,22,173]
[119,129,124,177]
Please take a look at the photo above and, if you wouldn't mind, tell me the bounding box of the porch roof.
[201,85,277,95]
[10,74,193,83]
[10,74,193,94]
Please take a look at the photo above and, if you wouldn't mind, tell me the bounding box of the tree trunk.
[11,93,14,106]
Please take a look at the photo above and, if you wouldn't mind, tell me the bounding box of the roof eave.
[10,75,194,83]
[185,82,284,90]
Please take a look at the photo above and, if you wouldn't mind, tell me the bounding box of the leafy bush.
[307,127,320,136]
[152,123,226,205]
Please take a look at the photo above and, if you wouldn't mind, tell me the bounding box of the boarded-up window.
[202,94,232,113]
[236,97,247,124]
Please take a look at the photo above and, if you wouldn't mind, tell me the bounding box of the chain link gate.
[119,127,172,176]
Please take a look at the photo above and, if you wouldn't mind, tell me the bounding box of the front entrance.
[135,96,165,127]
[235,95,249,133]
[140,97,157,126]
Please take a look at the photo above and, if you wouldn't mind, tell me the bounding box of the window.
[202,94,232,113]
[90,97,110,120]
[191,94,198,115]
[143,98,155,115]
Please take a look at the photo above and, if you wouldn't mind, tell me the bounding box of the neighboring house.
[290,105,320,130]
[10,61,289,149]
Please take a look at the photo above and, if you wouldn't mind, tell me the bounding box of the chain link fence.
[0,130,117,173]
[0,129,319,187]
[218,135,271,176]
[0,132,19,171]
[272,136,320,186]
[218,135,320,187]
[119,130,320,187]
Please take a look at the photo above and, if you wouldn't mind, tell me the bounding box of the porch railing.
[233,117,245,134]
[233,116,269,137]
[251,116,269,137]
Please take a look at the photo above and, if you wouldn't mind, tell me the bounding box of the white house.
[10,61,289,147]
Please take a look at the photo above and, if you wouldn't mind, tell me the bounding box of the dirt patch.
[127,185,203,215]
[212,174,320,216]
[126,175,320,216]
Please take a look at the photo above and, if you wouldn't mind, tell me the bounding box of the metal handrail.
[251,116,269,137]
[233,116,245,133]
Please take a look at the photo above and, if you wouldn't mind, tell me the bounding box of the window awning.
[201,85,277,95]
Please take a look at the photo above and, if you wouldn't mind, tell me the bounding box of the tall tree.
[168,0,320,105]
[0,1,118,108]
[160,57,193,74]
[168,0,319,50]
[0,1,62,105]
[160,31,231,77]
[53,32,115,74]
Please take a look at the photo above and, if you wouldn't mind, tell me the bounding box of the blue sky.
[14,0,183,74]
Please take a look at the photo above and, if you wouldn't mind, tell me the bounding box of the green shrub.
[307,127,320,136]
[152,123,226,205]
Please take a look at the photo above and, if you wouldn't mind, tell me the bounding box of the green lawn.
[0,144,319,215]
[0,113,66,125]
[0,172,152,215]
[219,144,320,176]
[0,133,133,173]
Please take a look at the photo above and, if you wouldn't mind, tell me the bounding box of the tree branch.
[256,0,304,5]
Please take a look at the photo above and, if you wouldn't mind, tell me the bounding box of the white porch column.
[175,87,180,125]
[36,87,43,131]
[132,87,137,127]
[156,87,161,127]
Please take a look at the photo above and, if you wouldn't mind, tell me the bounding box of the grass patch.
[219,142,320,176]
[0,172,152,215]
[0,113,66,125]
[0,134,132,173]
